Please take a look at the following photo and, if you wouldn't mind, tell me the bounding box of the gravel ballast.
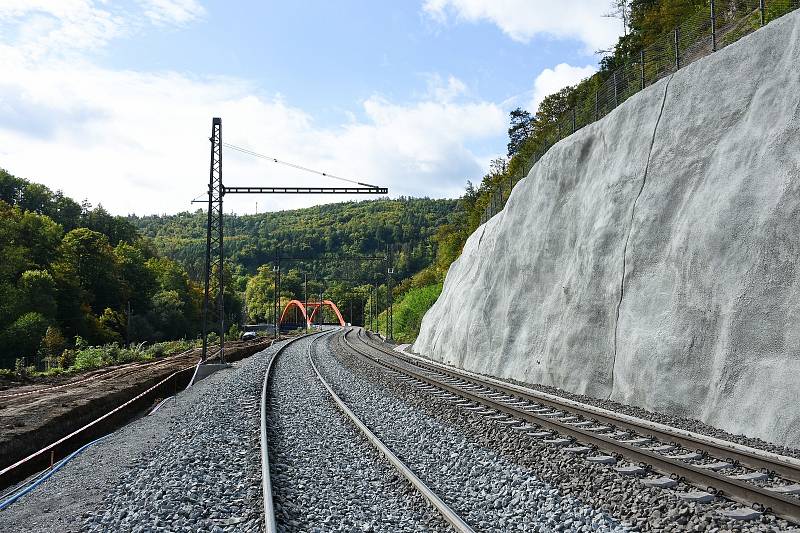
[0,341,282,533]
[267,332,449,532]
[319,331,635,532]
[333,330,796,532]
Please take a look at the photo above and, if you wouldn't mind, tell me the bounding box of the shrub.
[58,349,76,369]
[391,283,443,344]
[39,326,67,360]
[3,312,50,365]
[72,347,106,371]
[14,358,27,380]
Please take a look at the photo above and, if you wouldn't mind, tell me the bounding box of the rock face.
[414,11,800,447]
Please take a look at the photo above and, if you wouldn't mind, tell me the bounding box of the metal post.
[760,0,765,26]
[674,27,680,70]
[594,90,599,121]
[640,49,645,90]
[273,261,280,338]
[613,71,618,108]
[201,117,223,362]
[385,248,390,340]
[710,0,717,52]
[304,273,308,329]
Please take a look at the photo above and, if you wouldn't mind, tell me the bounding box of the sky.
[0,1,623,215]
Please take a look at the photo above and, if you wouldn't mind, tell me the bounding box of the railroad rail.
[343,328,800,525]
[260,330,475,532]
[259,333,317,533]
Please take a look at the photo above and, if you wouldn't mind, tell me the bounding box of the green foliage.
[72,346,107,371]
[1,312,50,367]
[39,325,67,361]
[129,198,456,282]
[0,170,207,369]
[245,265,276,322]
[18,270,57,318]
[388,283,443,343]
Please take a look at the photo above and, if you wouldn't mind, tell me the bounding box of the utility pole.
[304,272,308,330]
[273,262,280,339]
[195,117,388,357]
[201,117,224,363]
[386,244,394,340]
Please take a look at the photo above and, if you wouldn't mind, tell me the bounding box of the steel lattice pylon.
[197,116,388,353]
[201,117,225,362]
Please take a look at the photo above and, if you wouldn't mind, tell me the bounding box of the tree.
[605,0,631,36]
[148,290,190,341]
[245,265,275,322]
[0,312,50,368]
[54,228,122,315]
[115,242,157,312]
[507,108,536,157]
[18,270,57,319]
[82,204,138,246]
[39,326,67,366]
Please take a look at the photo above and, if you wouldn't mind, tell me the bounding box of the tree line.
[129,197,457,331]
[0,170,215,370]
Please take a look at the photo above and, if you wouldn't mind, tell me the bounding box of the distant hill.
[129,197,457,285]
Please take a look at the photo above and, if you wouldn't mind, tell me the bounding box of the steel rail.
[260,332,323,533]
[344,329,800,524]
[308,331,475,533]
[360,329,800,482]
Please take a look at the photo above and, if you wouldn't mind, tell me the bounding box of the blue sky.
[0,1,621,215]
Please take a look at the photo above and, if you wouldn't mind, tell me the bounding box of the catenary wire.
[222,143,379,188]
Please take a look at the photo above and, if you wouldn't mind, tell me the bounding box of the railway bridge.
[278,299,346,328]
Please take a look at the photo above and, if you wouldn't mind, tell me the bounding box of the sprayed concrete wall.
[414,11,800,447]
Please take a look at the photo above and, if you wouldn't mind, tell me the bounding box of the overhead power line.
[223,142,379,188]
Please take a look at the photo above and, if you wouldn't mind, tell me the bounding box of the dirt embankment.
[0,340,271,479]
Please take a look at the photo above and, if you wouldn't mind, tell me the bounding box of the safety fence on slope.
[480,0,800,225]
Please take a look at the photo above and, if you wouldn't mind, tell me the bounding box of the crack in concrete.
[608,75,674,400]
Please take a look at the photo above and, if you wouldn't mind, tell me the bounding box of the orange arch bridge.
[279,299,346,328]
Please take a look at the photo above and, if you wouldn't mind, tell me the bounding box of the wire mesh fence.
[480,0,799,225]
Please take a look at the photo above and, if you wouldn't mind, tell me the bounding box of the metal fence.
[480,0,800,225]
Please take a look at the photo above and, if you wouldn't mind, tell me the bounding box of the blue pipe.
[0,434,111,511]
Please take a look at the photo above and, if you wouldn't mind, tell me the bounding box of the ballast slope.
[414,10,800,447]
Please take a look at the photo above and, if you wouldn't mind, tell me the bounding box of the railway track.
[260,330,474,532]
[343,327,800,525]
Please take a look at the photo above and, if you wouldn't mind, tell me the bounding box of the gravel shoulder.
[267,332,449,532]
[403,343,800,460]
[0,341,279,533]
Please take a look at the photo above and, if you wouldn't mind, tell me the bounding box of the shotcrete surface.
[414,11,800,447]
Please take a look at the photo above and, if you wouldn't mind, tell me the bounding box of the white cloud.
[138,0,206,25]
[530,63,596,113]
[0,62,505,215]
[0,5,506,215]
[0,0,124,58]
[423,0,622,54]
[424,74,468,103]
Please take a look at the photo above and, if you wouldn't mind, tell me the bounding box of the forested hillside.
[129,199,456,330]
[130,198,455,281]
[0,170,206,370]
